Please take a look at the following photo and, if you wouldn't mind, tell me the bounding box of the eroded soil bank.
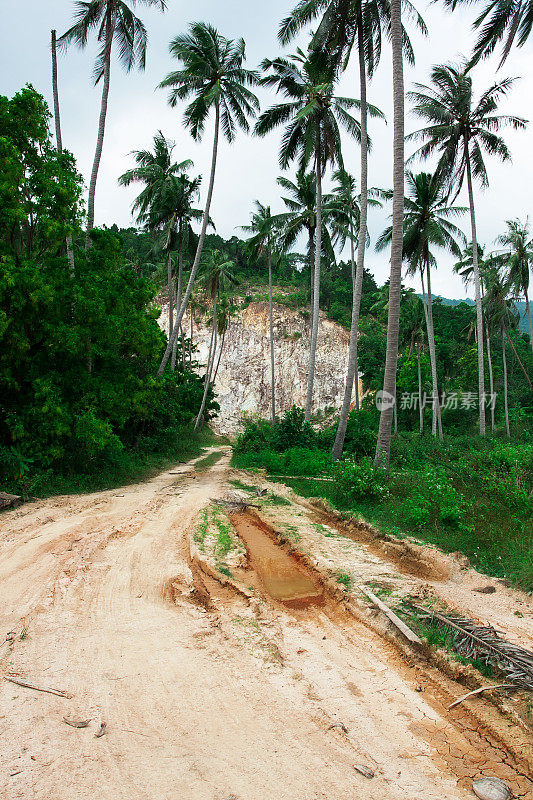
[0,450,531,800]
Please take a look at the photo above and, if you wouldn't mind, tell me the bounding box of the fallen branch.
[448,684,518,709]
[212,498,260,510]
[270,475,334,482]
[362,590,422,645]
[4,676,72,698]
[63,716,90,728]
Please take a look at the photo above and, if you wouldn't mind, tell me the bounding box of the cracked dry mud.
[0,448,531,800]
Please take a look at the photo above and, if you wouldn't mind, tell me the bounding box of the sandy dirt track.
[0,449,531,800]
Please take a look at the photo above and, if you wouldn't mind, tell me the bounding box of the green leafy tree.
[494,218,533,353]
[59,0,166,236]
[157,22,259,375]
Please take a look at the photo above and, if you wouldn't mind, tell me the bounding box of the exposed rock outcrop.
[160,301,355,436]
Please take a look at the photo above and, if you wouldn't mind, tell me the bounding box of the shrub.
[333,457,389,502]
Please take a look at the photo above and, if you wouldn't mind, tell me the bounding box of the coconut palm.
[194,250,238,430]
[157,22,259,376]
[374,0,405,468]
[51,30,75,273]
[400,293,427,433]
[241,202,280,422]
[494,218,533,353]
[276,170,335,310]
[377,171,467,438]
[454,243,499,431]
[118,131,193,337]
[442,0,533,67]
[328,169,383,458]
[256,46,377,420]
[59,0,166,236]
[407,62,527,436]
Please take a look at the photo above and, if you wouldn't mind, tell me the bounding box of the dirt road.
[0,450,531,800]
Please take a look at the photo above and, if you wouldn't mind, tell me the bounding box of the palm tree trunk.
[194,293,218,431]
[86,9,114,240]
[417,345,424,434]
[305,149,322,421]
[424,256,443,439]
[189,305,193,364]
[465,140,486,435]
[51,30,75,274]
[267,235,276,423]
[158,102,221,376]
[375,0,404,469]
[503,324,533,389]
[332,28,368,460]
[167,251,174,338]
[212,329,227,383]
[308,227,315,328]
[525,288,533,354]
[502,324,510,437]
[485,322,495,432]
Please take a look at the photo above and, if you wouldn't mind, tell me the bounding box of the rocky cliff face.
[160,301,355,436]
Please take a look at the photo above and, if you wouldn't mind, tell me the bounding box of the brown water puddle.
[228,512,323,608]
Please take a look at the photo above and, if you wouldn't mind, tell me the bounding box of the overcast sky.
[3,0,532,298]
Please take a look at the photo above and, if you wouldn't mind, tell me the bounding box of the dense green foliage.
[0,87,216,495]
[233,407,533,589]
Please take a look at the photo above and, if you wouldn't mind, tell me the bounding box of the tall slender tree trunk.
[189,305,193,364]
[212,329,227,383]
[308,228,315,329]
[158,102,220,375]
[305,149,322,421]
[86,10,114,241]
[502,324,510,437]
[503,325,533,389]
[417,346,424,434]
[525,288,533,354]
[374,0,404,469]
[167,251,174,338]
[170,235,185,372]
[485,323,495,432]
[465,141,486,435]
[267,235,276,423]
[332,27,368,460]
[194,293,218,431]
[424,256,443,439]
[51,30,75,274]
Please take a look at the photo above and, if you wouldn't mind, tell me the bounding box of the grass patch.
[264,492,291,506]
[194,449,225,472]
[230,479,257,493]
[193,506,210,551]
[335,570,354,591]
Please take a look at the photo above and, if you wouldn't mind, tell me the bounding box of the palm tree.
[442,0,533,67]
[328,169,383,458]
[194,250,238,430]
[118,131,193,338]
[374,0,405,468]
[377,171,467,438]
[407,62,526,436]
[494,218,533,353]
[241,202,279,422]
[256,46,372,420]
[401,293,427,433]
[59,0,166,236]
[157,23,259,376]
[454,244,501,431]
[51,30,75,273]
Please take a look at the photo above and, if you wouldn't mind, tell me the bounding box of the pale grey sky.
[2,0,532,298]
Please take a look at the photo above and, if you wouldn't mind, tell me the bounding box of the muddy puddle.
[228,512,323,608]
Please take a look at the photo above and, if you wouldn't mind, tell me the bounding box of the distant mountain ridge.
[424,295,529,335]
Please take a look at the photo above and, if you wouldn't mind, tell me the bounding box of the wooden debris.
[362,590,422,645]
[94,722,107,738]
[448,683,517,709]
[353,764,375,779]
[63,716,90,728]
[474,585,496,594]
[328,722,348,734]
[269,475,334,482]
[4,676,72,698]
[472,777,513,800]
[0,492,22,510]
[212,498,260,510]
